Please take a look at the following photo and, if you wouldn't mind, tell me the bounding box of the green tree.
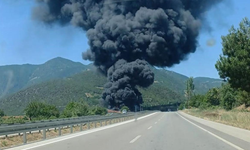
[89,106,107,115]
[188,88,220,109]
[215,18,250,95]
[205,88,220,106]
[62,102,89,117]
[235,90,250,107]
[219,84,237,110]
[185,77,195,108]
[24,101,59,120]
[0,109,5,117]
[189,94,205,108]
[24,102,41,120]
[178,102,185,110]
[43,105,60,118]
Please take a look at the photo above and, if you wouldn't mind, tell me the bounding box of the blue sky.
[0,0,249,78]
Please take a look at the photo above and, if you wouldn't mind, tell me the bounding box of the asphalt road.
[9,112,250,150]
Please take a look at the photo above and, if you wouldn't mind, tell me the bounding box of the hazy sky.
[0,0,249,78]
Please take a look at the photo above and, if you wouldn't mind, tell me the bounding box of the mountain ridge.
[0,57,92,98]
[0,57,223,115]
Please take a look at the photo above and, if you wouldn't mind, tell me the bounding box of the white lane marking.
[148,126,152,130]
[177,113,244,150]
[137,113,157,120]
[155,122,157,124]
[130,135,141,143]
[10,112,158,150]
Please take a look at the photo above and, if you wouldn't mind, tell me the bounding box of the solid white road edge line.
[130,135,141,143]
[177,113,244,150]
[10,112,158,150]
[148,126,152,130]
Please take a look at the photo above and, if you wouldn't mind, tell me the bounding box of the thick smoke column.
[103,59,154,110]
[33,0,222,110]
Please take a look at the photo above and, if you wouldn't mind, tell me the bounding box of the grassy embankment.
[183,108,250,130]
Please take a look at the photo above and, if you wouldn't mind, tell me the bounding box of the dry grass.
[183,109,250,130]
[0,117,133,149]
[2,116,24,119]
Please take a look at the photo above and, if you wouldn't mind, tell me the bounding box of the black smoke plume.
[103,59,154,110]
[33,0,222,110]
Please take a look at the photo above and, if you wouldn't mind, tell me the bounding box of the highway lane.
[9,112,250,150]
[132,112,247,150]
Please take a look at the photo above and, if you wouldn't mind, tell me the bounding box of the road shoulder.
[178,111,250,143]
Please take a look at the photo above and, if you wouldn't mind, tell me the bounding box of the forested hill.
[0,58,223,115]
[151,68,223,96]
[0,69,186,115]
[0,57,90,98]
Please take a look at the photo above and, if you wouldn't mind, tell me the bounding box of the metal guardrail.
[0,113,133,136]
[0,114,120,126]
[0,111,152,145]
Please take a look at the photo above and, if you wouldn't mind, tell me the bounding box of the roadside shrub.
[24,101,60,120]
[198,102,210,110]
[120,106,129,112]
[23,116,29,121]
[89,106,107,115]
[1,117,25,124]
[49,116,57,120]
[189,94,206,108]
[62,102,89,117]
[32,116,47,121]
[0,109,5,117]
[178,103,184,110]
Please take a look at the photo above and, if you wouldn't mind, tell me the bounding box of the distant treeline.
[179,83,250,111]
[0,101,107,124]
